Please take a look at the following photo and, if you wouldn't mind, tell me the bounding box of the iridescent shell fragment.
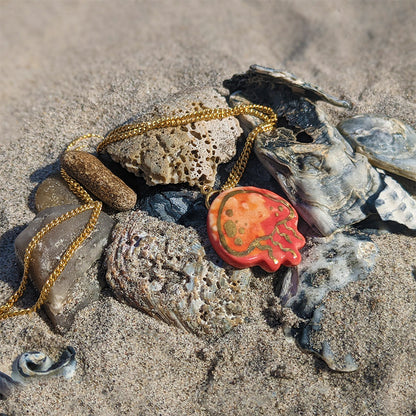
[105,210,252,338]
[11,346,77,384]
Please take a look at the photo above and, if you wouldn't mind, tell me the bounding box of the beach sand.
[1,1,415,414]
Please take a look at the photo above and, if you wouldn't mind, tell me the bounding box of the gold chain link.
[0,104,277,321]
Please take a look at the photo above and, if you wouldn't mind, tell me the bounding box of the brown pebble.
[61,151,137,211]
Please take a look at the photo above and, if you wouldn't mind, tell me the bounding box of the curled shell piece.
[106,210,251,338]
[338,115,416,182]
[105,88,243,188]
[0,347,76,400]
[11,346,76,384]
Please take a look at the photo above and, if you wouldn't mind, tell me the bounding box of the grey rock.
[15,204,114,331]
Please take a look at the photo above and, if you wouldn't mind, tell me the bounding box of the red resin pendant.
[207,186,305,272]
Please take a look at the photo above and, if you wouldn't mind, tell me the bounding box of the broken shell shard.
[104,88,243,187]
[106,210,251,338]
[338,114,416,182]
[14,204,114,330]
[61,150,137,211]
[207,186,305,272]
[280,231,378,319]
[280,231,378,372]
[298,305,359,372]
[375,174,416,230]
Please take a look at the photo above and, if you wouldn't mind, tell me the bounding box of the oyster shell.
[105,210,252,338]
[338,114,416,182]
[225,66,392,236]
[224,64,352,109]
[254,126,382,236]
[105,88,242,188]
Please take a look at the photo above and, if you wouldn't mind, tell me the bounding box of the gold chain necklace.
[0,104,305,321]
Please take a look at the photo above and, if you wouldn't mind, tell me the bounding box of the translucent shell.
[207,186,305,272]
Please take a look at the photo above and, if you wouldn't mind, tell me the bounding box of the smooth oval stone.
[61,151,137,211]
[207,186,305,272]
[338,115,416,182]
[35,173,80,212]
[15,204,114,331]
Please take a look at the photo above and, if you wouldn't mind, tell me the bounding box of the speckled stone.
[61,151,137,211]
[105,88,243,188]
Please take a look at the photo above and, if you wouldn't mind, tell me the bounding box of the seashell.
[15,204,114,331]
[105,88,243,188]
[254,126,382,236]
[61,151,137,211]
[224,66,381,236]
[375,173,416,230]
[34,173,80,213]
[11,346,76,384]
[338,114,416,182]
[224,64,352,109]
[0,372,18,400]
[280,231,378,319]
[280,231,378,372]
[105,210,252,338]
